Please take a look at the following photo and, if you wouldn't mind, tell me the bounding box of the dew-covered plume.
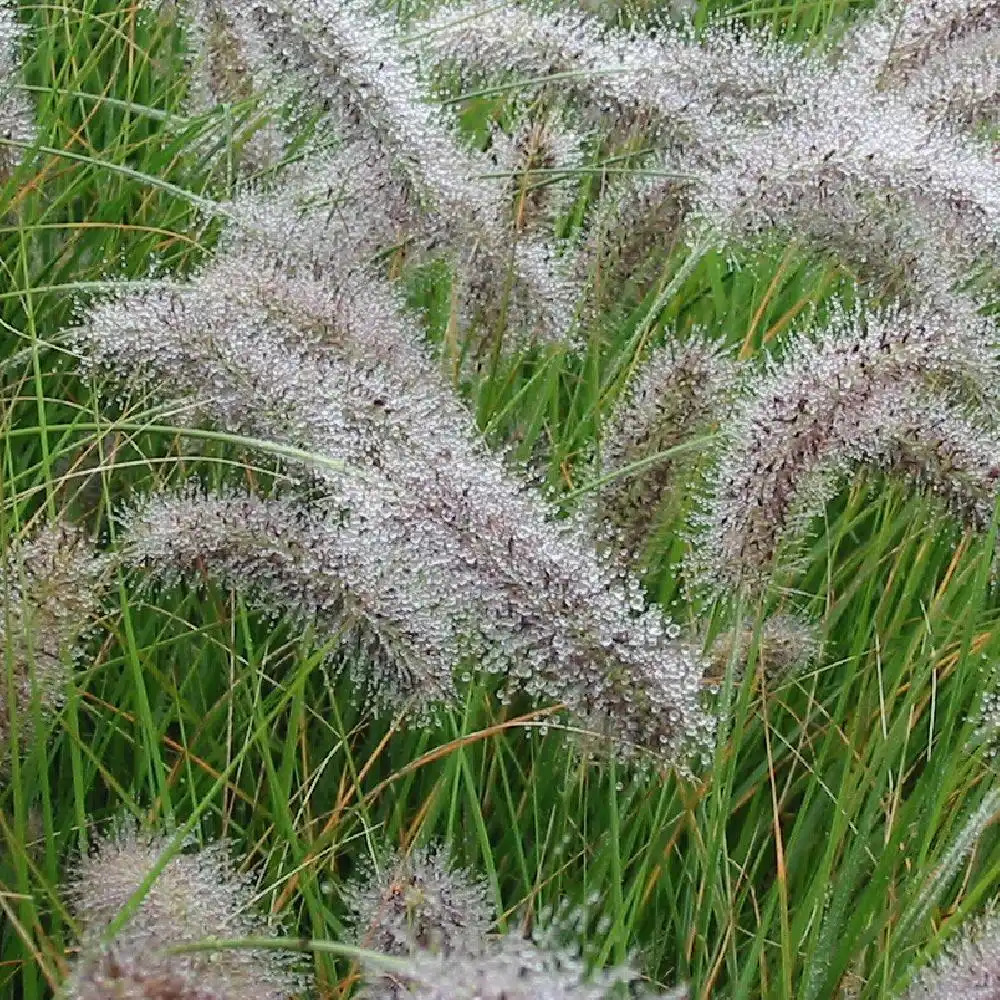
[692,59,1000,300]
[842,0,999,129]
[574,158,690,315]
[705,612,824,682]
[347,844,494,999]
[0,523,107,768]
[690,303,1000,594]
[367,931,688,1000]
[899,908,1000,999]
[489,116,582,237]
[64,819,303,1000]
[73,216,713,762]
[212,0,582,350]
[65,950,229,1000]
[117,486,467,711]
[231,0,495,226]
[0,1,35,180]
[415,2,821,148]
[599,332,735,557]
[218,139,419,276]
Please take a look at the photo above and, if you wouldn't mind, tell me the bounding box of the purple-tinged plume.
[0,522,108,768]
[64,819,303,1000]
[599,332,736,557]
[689,303,1000,594]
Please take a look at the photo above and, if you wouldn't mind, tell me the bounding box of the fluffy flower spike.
[64,818,303,1000]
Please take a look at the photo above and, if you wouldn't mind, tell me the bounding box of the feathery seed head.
[848,0,1000,131]
[347,844,494,1000]
[219,139,420,278]
[66,819,301,1000]
[576,161,690,315]
[370,931,688,1000]
[0,522,107,768]
[689,302,1000,594]
[158,0,291,173]
[900,909,1000,999]
[693,77,1000,297]
[117,485,466,711]
[416,4,820,149]
[705,613,825,683]
[0,2,33,180]
[72,199,710,762]
[599,332,736,556]
[229,0,499,229]
[65,950,228,1000]
[489,116,583,236]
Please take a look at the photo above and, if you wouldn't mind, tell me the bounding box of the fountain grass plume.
[688,302,1000,594]
[692,55,1000,299]
[215,0,583,350]
[116,485,468,712]
[0,1,33,179]
[371,930,689,1000]
[599,332,735,558]
[346,844,494,999]
[0,522,108,770]
[414,2,822,148]
[64,818,304,1000]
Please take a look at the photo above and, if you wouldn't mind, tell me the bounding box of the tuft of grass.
[0,2,998,1000]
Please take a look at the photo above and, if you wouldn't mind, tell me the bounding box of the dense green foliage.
[1,2,999,999]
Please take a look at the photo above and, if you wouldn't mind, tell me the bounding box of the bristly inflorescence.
[346,844,494,999]
[704,612,825,683]
[0,522,108,769]
[689,303,1000,595]
[63,818,304,1000]
[0,0,34,180]
[66,950,230,1000]
[220,0,578,350]
[489,116,583,238]
[365,930,689,1000]
[116,486,470,712]
[598,332,736,559]
[842,0,999,130]
[573,156,691,317]
[165,0,291,172]
[899,908,1000,999]
[414,2,822,149]
[691,78,1000,303]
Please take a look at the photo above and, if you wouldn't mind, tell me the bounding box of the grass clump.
[0,1,998,999]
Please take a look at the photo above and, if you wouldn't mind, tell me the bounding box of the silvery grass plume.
[218,139,419,277]
[164,0,290,172]
[688,302,1000,595]
[74,251,474,471]
[488,116,583,237]
[703,612,824,683]
[116,486,468,711]
[347,845,494,999]
[225,0,578,349]
[74,237,712,762]
[573,157,691,317]
[691,61,1000,301]
[842,0,999,130]
[66,951,230,1000]
[0,522,108,771]
[413,2,823,150]
[598,332,736,559]
[364,931,688,1000]
[0,0,34,180]
[898,908,1000,999]
[63,819,304,1000]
